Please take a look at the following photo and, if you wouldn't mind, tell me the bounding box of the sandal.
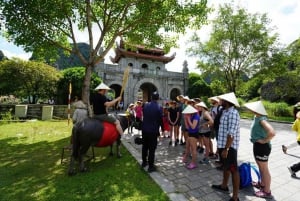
[254,190,273,199]
[211,184,229,193]
[186,163,197,169]
[252,181,265,189]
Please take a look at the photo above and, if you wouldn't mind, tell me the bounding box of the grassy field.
[0,120,169,201]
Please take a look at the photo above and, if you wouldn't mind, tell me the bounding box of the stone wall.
[0,104,72,120]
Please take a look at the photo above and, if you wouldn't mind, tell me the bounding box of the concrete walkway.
[121,119,300,201]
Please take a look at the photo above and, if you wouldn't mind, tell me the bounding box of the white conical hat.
[218,92,240,107]
[182,105,198,114]
[195,101,208,110]
[95,83,111,90]
[183,96,190,100]
[244,101,267,116]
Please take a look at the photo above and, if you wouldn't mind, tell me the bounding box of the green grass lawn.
[0,120,169,201]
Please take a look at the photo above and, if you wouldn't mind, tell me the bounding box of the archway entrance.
[139,82,157,102]
[170,88,181,101]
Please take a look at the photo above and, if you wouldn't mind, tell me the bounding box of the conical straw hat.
[195,101,208,110]
[208,96,220,103]
[218,92,240,107]
[244,101,267,116]
[182,105,198,114]
[95,83,111,90]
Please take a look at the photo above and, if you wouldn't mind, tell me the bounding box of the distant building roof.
[110,40,175,64]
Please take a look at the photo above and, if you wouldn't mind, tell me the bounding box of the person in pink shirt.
[134,100,143,132]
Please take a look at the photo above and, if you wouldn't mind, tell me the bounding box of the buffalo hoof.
[80,167,89,173]
[68,169,77,176]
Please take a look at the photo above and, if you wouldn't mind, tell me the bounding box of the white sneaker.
[158,141,162,146]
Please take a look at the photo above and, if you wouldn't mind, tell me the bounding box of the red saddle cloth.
[96,122,118,147]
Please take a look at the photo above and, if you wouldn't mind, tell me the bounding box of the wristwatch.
[225,147,230,151]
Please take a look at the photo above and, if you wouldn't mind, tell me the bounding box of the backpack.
[239,162,261,189]
[213,105,223,131]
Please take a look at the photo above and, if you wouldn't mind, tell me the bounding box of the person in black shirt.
[141,92,163,172]
[91,83,123,136]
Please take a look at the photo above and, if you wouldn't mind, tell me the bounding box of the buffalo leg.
[116,136,122,158]
[68,155,76,176]
[79,144,90,172]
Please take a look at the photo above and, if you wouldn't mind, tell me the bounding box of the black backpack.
[213,106,223,131]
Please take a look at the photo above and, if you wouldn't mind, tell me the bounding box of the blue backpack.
[239,162,261,188]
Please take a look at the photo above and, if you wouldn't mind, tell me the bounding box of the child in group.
[126,103,136,134]
[168,101,180,146]
[286,111,300,177]
[162,106,170,138]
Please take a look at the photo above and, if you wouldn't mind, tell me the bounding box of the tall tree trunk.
[82,65,93,117]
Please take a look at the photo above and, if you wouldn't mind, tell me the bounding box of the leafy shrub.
[0,108,14,124]
[263,101,292,117]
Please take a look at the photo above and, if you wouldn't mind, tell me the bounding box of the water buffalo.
[68,114,129,175]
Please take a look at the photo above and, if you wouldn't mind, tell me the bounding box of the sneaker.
[186,163,197,169]
[211,184,229,193]
[228,197,240,201]
[141,161,148,168]
[209,153,218,159]
[198,147,204,153]
[282,145,287,154]
[158,141,162,146]
[175,139,178,146]
[199,157,210,164]
[180,140,184,145]
[148,166,157,173]
[254,190,273,199]
[288,166,297,177]
[168,141,172,146]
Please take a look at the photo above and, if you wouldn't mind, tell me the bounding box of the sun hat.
[129,103,135,107]
[95,83,111,90]
[195,101,208,110]
[182,105,198,114]
[217,92,240,107]
[73,100,87,109]
[183,96,190,100]
[193,98,202,103]
[176,95,184,101]
[208,96,220,103]
[244,101,267,116]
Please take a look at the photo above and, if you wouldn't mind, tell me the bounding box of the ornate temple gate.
[94,41,189,108]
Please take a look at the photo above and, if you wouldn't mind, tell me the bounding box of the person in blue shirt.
[141,92,163,172]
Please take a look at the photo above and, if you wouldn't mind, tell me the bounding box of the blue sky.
[0,0,299,73]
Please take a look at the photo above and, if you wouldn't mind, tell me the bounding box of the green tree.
[187,72,212,99]
[0,0,210,108]
[187,3,278,93]
[56,67,101,104]
[0,59,61,103]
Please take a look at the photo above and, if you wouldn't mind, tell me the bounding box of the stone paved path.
[122,119,300,201]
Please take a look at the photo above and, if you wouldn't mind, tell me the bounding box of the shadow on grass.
[0,136,169,201]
